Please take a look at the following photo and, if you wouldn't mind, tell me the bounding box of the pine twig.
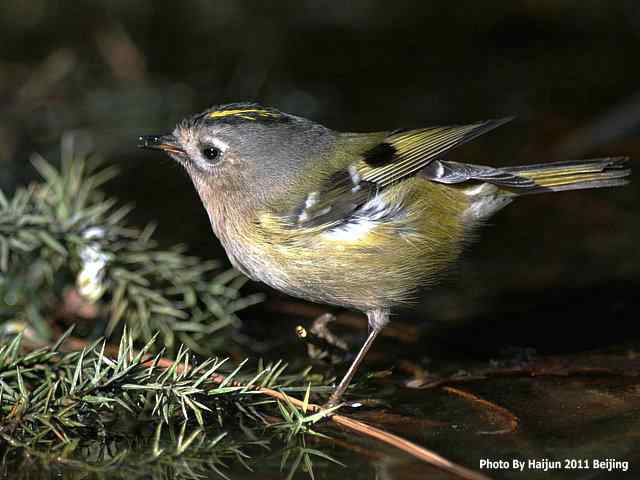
[59,334,490,480]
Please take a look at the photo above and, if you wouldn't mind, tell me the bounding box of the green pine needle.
[0,137,263,354]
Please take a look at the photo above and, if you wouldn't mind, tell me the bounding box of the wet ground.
[225,299,640,479]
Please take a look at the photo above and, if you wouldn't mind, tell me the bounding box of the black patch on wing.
[363,142,397,167]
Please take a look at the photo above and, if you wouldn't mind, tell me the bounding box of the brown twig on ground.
[442,386,519,435]
[412,363,639,390]
[53,334,490,480]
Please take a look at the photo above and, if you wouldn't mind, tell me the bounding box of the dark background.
[2,0,639,361]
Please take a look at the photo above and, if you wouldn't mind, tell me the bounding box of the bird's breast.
[210,179,473,311]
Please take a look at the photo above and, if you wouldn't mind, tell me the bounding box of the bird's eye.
[202,146,221,162]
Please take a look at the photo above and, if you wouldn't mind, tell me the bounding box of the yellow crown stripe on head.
[209,108,279,120]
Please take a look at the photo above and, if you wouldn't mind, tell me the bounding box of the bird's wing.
[284,118,526,228]
[354,117,514,188]
[419,159,536,188]
[283,168,378,228]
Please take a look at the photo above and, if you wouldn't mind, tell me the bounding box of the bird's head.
[138,103,336,207]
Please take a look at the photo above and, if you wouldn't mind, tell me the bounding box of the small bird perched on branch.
[139,103,630,406]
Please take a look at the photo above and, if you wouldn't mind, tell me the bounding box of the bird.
[139,102,630,407]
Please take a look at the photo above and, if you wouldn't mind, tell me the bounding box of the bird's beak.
[137,134,184,155]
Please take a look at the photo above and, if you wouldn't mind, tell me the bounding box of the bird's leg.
[325,309,388,407]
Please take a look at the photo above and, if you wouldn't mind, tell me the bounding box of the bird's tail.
[502,156,631,194]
